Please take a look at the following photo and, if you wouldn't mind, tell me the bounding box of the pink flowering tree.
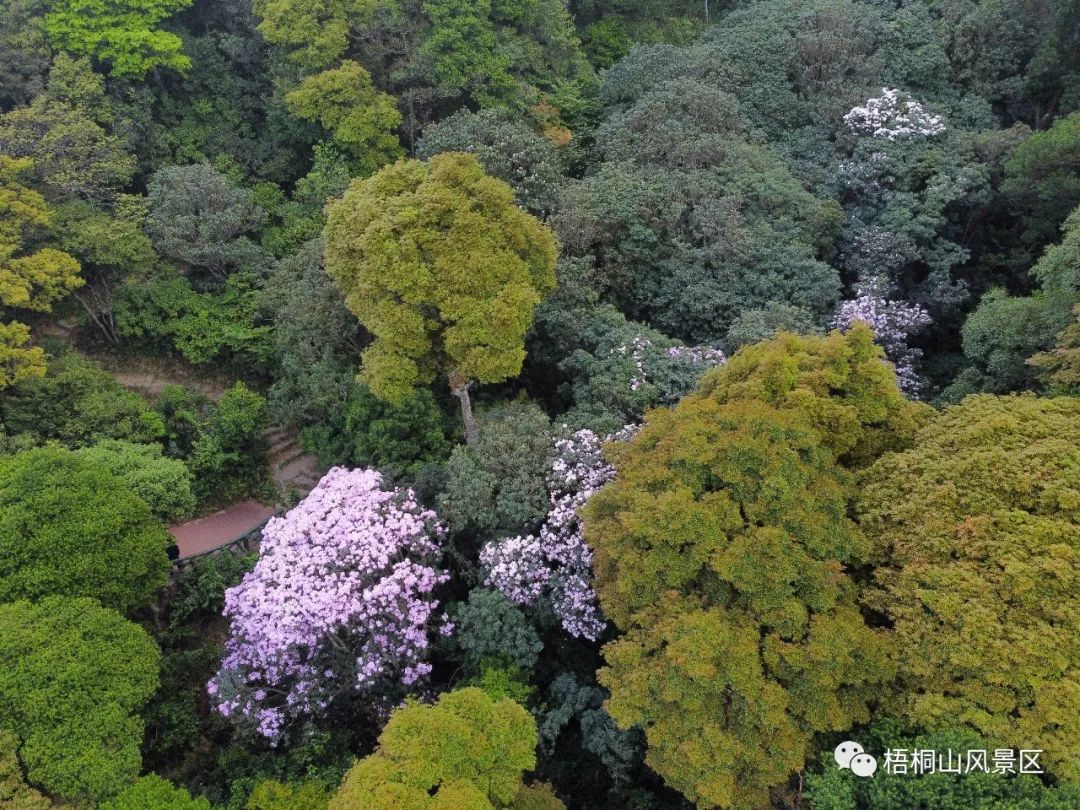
[480,426,636,641]
[208,467,448,740]
[832,276,932,394]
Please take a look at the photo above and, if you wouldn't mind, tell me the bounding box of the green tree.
[0,0,49,109]
[0,446,171,611]
[72,439,196,521]
[185,382,270,505]
[806,722,1080,809]
[450,589,544,675]
[284,61,403,175]
[0,96,135,202]
[416,108,564,217]
[145,163,267,283]
[324,152,557,445]
[945,202,1080,399]
[341,384,451,480]
[581,328,928,810]
[437,400,551,534]
[0,730,50,810]
[0,155,82,388]
[0,597,160,804]
[99,775,212,810]
[858,394,1080,784]
[43,0,193,77]
[246,780,333,810]
[1,350,165,447]
[1003,112,1080,248]
[53,193,155,346]
[1030,303,1080,393]
[329,687,562,809]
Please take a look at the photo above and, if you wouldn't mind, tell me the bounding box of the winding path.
[168,500,277,558]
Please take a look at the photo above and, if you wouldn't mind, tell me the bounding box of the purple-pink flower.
[209,467,447,739]
[833,276,932,394]
[480,426,636,641]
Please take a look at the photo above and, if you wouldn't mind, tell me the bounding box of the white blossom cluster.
[844,88,945,140]
[480,425,637,640]
[832,277,932,394]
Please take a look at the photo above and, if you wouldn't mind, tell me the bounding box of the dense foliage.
[0,596,160,804]
[1,0,1078,808]
[329,687,561,809]
[858,394,1080,782]
[0,446,170,611]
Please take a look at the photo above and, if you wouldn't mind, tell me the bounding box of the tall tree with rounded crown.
[324,152,557,446]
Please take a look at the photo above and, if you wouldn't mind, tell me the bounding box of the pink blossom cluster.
[844,88,945,140]
[208,467,447,739]
[832,277,932,394]
[480,427,636,640]
[612,337,726,391]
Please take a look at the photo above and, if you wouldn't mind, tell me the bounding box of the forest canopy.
[1,0,1078,809]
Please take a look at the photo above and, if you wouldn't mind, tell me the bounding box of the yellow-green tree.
[324,152,557,445]
[43,0,193,78]
[582,328,928,809]
[1030,303,1080,393]
[285,60,402,175]
[329,687,563,810]
[858,393,1080,783]
[0,155,81,388]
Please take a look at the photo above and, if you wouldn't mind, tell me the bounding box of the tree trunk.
[449,376,478,447]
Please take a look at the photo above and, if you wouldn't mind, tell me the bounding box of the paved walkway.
[169,500,277,558]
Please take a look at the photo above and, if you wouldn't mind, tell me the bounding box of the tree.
[580,328,928,809]
[246,780,333,810]
[1030,303,1080,393]
[0,97,135,202]
[450,589,544,676]
[1,350,165,447]
[54,193,156,345]
[284,61,403,175]
[0,731,50,810]
[1003,112,1080,248]
[146,164,267,282]
[416,108,564,217]
[0,597,160,804]
[342,384,452,481]
[210,467,447,739]
[262,237,363,435]
[324,152,557,445]
[806,721,1080,809]
[481,425,632,641]
[329,687,563,810]
[0,0,49,109]
[99,775,212,810]
[186,381,270,504]
[0,446,171,612]
[43,0,193,77]
[72,439,196,521]
[0,155,82,389]
[944,202,1080,399]
[857,394,1080,783]
[0,157,83,313]
[438,400,552,535]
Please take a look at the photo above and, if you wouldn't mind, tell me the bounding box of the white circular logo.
[850,752,879,777]
[834,741,864,769]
